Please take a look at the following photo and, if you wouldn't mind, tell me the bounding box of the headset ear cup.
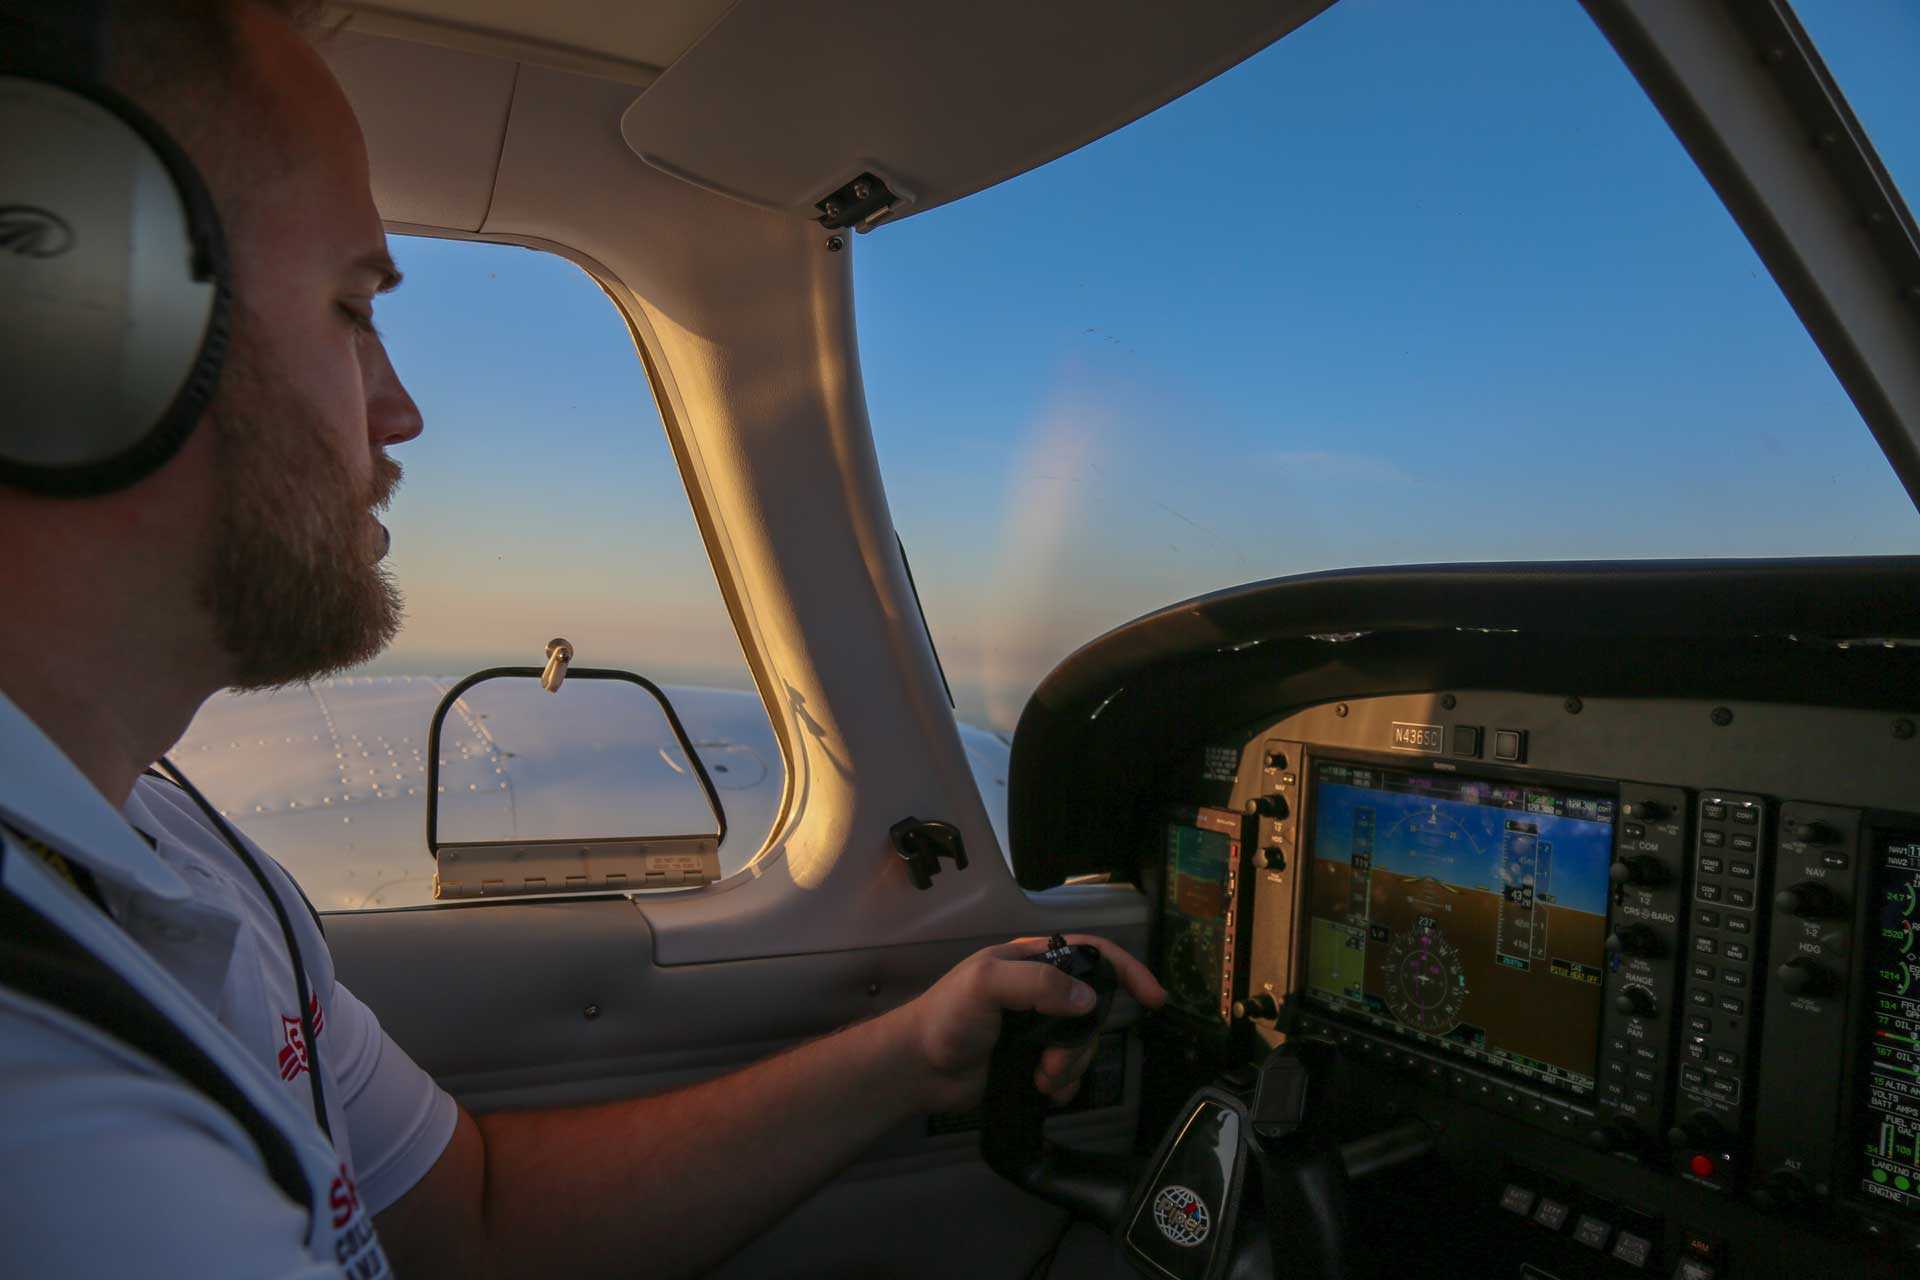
[0,74,231,498]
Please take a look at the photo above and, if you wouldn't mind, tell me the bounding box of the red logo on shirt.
[276,993,326,1082]
[329,1163,362,1229]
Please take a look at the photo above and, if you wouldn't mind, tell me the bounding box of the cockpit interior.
[23,0,1919,1277]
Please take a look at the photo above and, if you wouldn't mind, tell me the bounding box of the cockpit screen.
[1855,830,1920,1216]
[1160,809,1240,1023]
[1303,760,1616,1094]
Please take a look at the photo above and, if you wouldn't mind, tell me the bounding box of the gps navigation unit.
[1302,760,1616,1095]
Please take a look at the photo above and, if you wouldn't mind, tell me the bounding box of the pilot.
[0,2,1165,1275]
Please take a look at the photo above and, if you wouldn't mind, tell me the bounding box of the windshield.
[857,0,1920,735]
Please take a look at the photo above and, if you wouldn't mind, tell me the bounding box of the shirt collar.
[0,689,189,901]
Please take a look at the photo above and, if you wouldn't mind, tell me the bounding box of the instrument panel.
[1149,688,1920,1276]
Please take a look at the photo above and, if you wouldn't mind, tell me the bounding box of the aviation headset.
[0,1,333,1146]
[0,0,231,497]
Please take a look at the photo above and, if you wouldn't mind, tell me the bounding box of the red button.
[1689,1154,1717,1178]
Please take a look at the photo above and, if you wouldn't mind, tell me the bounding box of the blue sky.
[363,0,1920,733]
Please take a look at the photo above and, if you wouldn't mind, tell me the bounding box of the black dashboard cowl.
[1006,557,1920,891]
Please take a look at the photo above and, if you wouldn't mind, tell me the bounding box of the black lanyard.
[147,757,332,1142]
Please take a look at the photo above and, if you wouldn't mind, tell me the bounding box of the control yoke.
[980,942,1433,1279]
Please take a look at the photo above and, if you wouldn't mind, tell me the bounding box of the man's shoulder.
[130,772,328,936]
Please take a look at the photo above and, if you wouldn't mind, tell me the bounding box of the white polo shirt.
[0,690,457,1276]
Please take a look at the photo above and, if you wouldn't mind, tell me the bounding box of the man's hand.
[894,935,1166,1115]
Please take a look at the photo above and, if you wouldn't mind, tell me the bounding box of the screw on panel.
[1710,707,1734,727]
[1896,718,1916,741]
[1335,703,1349,718]
[1440,693,1457,711]
[866,982,881,996]
[826,235,845,253]
[1565,696,1584,715]
[583,1004,601,1020]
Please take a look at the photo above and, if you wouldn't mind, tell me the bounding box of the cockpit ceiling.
[617,0,1336,222]
[326,0,1336,229]
[326,0,737,83]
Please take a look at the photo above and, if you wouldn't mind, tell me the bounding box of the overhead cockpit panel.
[617,0,1335,225]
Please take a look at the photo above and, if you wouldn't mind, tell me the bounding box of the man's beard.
[198,339,405,690]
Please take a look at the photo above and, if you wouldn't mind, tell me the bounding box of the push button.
[1499,1183,1537,1216]
[1572,1215,1613,1250]
[1703,803,1727,821]
[1730,834,1757,853]
[1493,729,1527,762]
[1725,915,1752,935]
[1533,1197,1571,1231]
[1698,856,1724,875]
[1451,725,1482,758]
[1723,941,1749,962]
[1612,1230,1654,1269]
[1700,830,1725,847]
[1732,807,1758,826]
[1696,883,1722,903]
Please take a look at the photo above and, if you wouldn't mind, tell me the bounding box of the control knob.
[1630,799,1669,822]
[1775,957,1836,998]
[1751,1169,1812,1215]
[1232,992,1279,1022]
[1261,846,1287,871]
[1605,924,1663,959]
[1586,1118,1645,1156]
[1247,794,1290,820]
[1667,1110,1729,1151]
[1612,986,1657,1017]
[1263,749,1288,770]
[1609,856,1669,887]
[1774,881,1841,919]
[1784,818,1835,844]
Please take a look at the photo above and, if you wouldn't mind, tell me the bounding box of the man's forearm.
[468,1008,926,1279]
[373,936,1156,1280]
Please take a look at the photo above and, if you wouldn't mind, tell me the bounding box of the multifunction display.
[1858,830,1920,1215]
[1303,761,1616,1094]
[1160,808,1241,1022]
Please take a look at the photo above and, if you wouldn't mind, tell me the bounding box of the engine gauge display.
[1855,829,1920,1216]
[1158,808,1241,1022]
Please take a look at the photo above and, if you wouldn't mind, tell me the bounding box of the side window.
[176,237,781,909]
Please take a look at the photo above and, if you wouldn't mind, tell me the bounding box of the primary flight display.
[1303,760,1616,1094]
